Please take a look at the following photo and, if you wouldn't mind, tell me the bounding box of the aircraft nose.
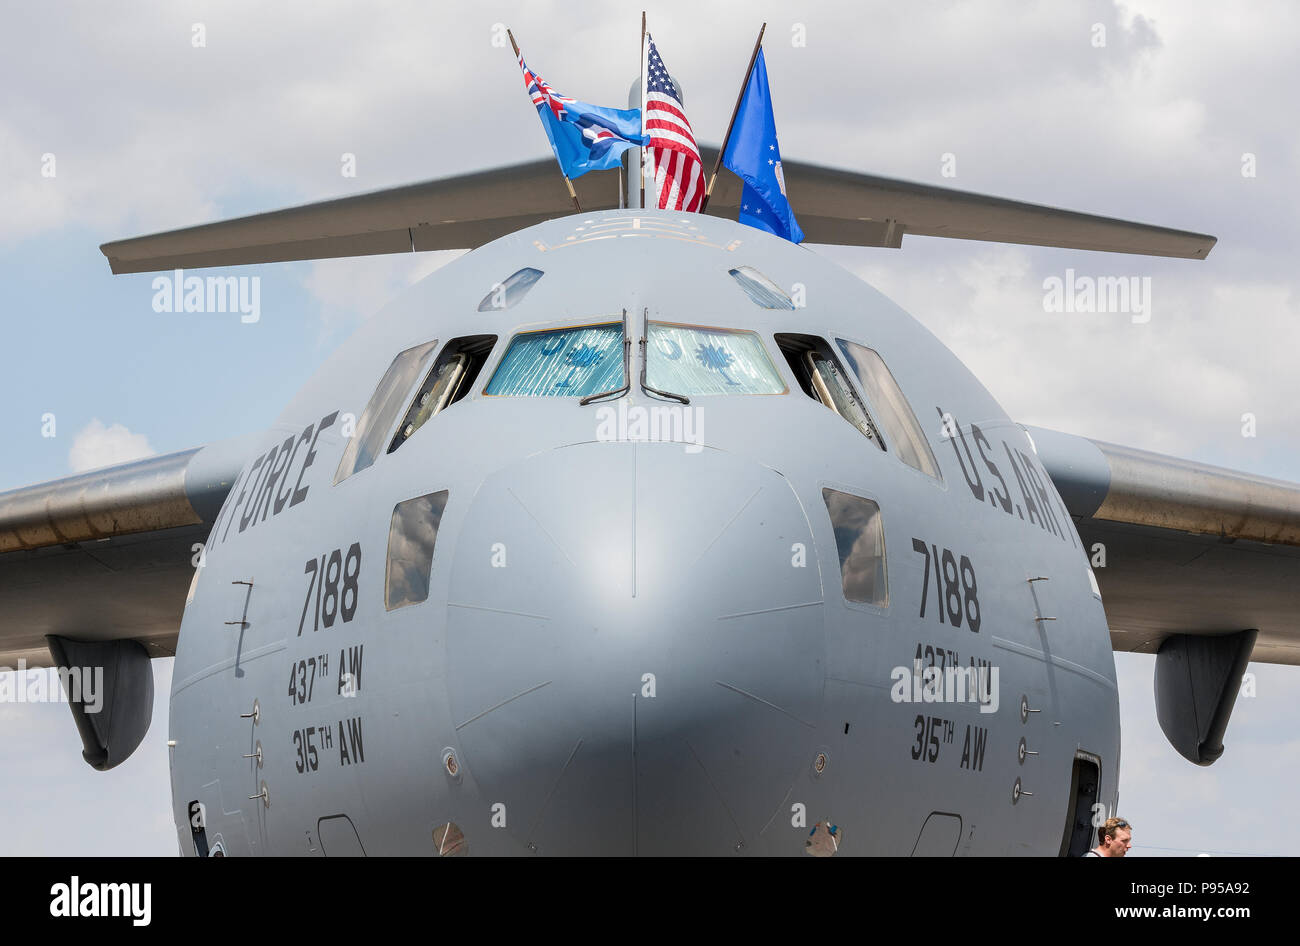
[443,439,826,855]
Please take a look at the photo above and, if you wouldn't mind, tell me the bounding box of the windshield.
[646,322,785,396]
[484,323,623,397]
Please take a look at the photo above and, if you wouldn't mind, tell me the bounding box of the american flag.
[644,34,705,211]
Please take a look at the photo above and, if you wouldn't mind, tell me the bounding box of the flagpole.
[639,11,647,210]
[699,23,765,214]
[508,28,582,213]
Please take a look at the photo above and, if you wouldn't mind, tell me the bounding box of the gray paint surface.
[166,209,1117,854]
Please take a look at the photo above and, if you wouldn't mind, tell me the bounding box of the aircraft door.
[1059,753,1101,856]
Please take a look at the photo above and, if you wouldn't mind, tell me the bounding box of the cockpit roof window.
[647,322,786,396]
[728,266,795,310]
[484,322,623,397]
[335,339,438,485]
[477,267,544,312]
[836,339,941,480]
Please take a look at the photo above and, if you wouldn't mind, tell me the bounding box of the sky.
[1,0,1297,856]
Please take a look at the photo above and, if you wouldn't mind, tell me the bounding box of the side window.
[823,488,887,606]
[836,339,941,480]
[335,341,438,485]
[386,490,449,610]
[387,335,496,455]
[776,334,883,448]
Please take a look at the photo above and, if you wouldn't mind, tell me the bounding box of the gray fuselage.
[169,210,1117,856]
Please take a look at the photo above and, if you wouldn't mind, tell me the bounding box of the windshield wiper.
[638,308,690,404]
[580,308,632,405]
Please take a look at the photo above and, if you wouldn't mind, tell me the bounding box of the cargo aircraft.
[2,130,1295,856]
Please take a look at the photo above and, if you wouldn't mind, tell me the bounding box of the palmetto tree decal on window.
[696,342,739,385]
[555,343,604,388]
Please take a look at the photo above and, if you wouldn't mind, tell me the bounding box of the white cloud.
[821,240,1300,476]
[302,250,467,332]
[68,419,155,473]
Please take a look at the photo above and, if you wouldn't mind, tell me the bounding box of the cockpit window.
[392,355,467,447]
[477,267,544,312]
[335,340,438,485]
[728,266,795,309]
[646,322,786,396]
[823,488,887,606]
[484,323,623,397]
[806,352,879,443]
[836,340,941,480]
[387,335,496,454]
[776,334,883,447]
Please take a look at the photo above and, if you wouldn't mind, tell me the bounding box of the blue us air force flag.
[721,48,804,243]
[518,52,647,179]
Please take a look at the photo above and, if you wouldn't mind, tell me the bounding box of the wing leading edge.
[0,436,252,666]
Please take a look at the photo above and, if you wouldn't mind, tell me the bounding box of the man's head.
[1096,817,1132,856]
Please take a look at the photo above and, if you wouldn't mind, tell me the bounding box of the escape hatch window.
[484,322,623,397]
[836,339,941,480]
[646,322,786,396]
[728,266,795,310]
[776,334,883,446]
[477,267,544,312]
[823,488,887,606]
[386,490,449,610]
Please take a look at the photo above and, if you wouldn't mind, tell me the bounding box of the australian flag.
[721,48,804,243]
[518,51,647,179]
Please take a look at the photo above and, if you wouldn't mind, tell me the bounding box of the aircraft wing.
[0,436,252,667]
[99,161,605,274]
[1025,426,1300,666]
[701,152,1216,259]
[99,148,1215,274]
